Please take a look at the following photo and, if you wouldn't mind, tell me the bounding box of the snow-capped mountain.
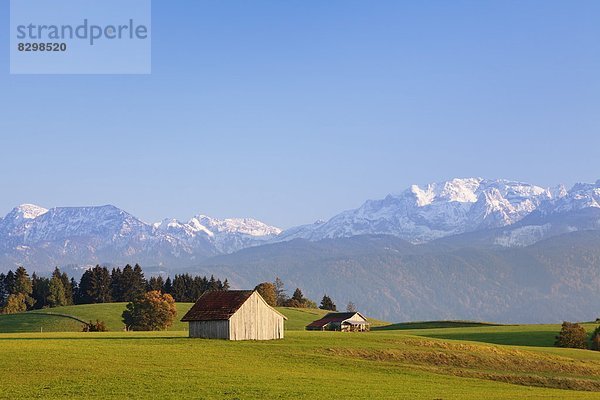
[2,178,600,272]
[0,204,49,238]
[0,205,281,271]
[488,180,600,247]
[278,178,558,243]
[153,214,281,253]
[541,180,600,214]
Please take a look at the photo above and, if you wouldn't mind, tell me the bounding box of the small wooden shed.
[306,312,370,332]
[181,290,287,340]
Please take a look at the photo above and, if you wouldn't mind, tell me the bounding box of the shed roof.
[306,312,370,328]
[181,290,254,321]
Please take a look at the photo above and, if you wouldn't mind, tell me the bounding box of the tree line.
[254,277,357,312]
[0,265,229,314]
[1,266,357,317]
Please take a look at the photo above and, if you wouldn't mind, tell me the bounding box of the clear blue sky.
[1,1,599,228]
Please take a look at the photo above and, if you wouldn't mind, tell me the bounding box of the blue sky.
[1,1,599,228]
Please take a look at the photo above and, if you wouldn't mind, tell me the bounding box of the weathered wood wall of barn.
[189,320,229,339]
[228,292,284,340]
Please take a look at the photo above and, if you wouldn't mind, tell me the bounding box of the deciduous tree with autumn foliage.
[122,290,177,331]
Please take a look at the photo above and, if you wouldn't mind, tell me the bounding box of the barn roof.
[306,312,370,328]
[181,290,254,321]
[181,290,288,322]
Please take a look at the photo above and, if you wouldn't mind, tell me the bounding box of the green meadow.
[1,305,599,399]
[1,303,387,333]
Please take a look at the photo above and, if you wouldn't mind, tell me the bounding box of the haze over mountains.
[1,177,600,323]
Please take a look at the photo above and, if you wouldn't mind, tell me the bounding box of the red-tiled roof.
[181,290,254,322]
[306,312,370,328]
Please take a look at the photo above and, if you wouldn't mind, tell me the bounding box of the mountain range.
[278,178,600,245]
[2,177,600,323]
[0,204,281,270]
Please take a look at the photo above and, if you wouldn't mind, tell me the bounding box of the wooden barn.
[181,290,287,340]
[306,312,371,332]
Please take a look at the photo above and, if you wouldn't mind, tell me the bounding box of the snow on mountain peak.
[279,178,555,243]
[409,184,435,206]
[14,204,48,219]
[2,177,600,268]
[550,184,568,199]
[409,178,483,205]
[547,181,600,213]
[0,204,50,238]
[0,204,282,264]
[190,215,282,237]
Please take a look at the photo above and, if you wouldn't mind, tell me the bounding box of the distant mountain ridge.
[194,231,600,323]
[0,204,281,270]
[277,178,600,245]
[1,177,600,272]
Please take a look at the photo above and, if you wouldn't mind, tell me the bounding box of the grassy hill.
[387,322,600,347]
[2,305,600,398]
[1,330,600,398]
[0,303,195,332]
[30,303,196,332]
[374,320,502,331]
[0,312,85,333]
[0,304,387,333]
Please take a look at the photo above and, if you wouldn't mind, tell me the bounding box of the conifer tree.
[110,267,124,301]
[0,273,8,306]
[163,277,173,294]
[319,295,337,311]
[31,273,50,309]
[120,265,136,301]
[79,266,112,303]
[285,288,307,308]
[70,277,80,304]
[132,264,147,298]
[78,269,92,303]
[292,288,305,303]
[112,264,146,302]
[4,270,16,296]
[59,270,74,305]
[208,275,218,291]
[47,268,67,307]
[171,274,187,302]
[192,276,205,300]
[147,276,165,292]
[13,266,34,309]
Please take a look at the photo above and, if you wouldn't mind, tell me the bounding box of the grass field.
[30,302,196,331]
[0,312,84,333]
[397,323,600,348]
[374,320,503,331]
[1,330,600,399]
[0,303,195,332]
[1,304,388,333]
[1,305,600,399]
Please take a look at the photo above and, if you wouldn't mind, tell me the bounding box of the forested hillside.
[195,232,600,323]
